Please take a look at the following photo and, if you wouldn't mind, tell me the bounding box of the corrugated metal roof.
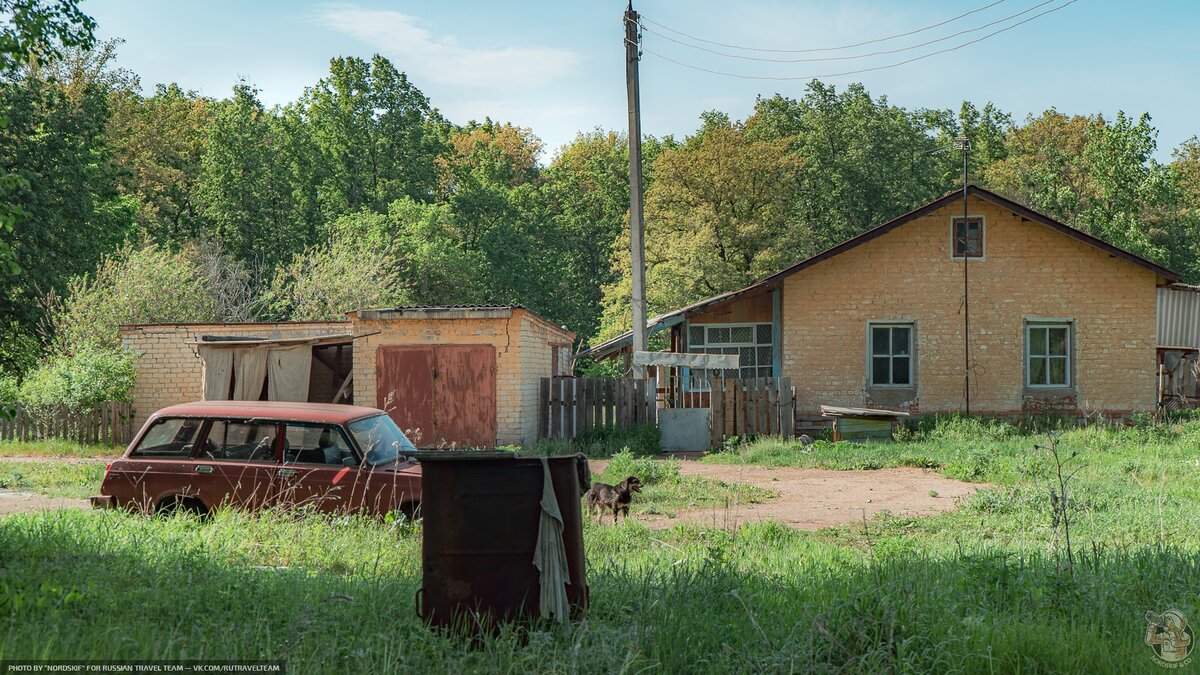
[1158,285,1200,348]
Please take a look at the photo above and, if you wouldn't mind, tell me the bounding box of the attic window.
[952,216,984,258]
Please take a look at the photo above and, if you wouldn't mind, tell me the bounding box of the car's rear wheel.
[156,496,210,519]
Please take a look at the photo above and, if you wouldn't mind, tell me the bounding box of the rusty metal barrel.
[415,452,589,632]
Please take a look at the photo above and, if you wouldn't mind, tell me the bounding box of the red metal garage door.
[375,345,497,448]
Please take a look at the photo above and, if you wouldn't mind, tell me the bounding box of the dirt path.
[590,460,981,530]
[0,490,88,515]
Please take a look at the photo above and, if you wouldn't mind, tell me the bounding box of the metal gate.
[376,345,497,448]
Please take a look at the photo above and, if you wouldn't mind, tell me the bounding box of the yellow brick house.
[583,186,1179,421]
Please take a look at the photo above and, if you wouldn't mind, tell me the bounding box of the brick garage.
[584,186,1177,421]
[350,306,573,447]
[120,306,573,447]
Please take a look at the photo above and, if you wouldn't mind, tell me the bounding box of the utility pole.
[957,135,971,415]
[625,2,647,378]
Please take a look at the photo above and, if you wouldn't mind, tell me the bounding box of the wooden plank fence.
[0,402,135,446]
[709,377,795,447]
[539,378,657,440]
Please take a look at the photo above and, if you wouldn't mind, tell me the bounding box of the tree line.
[3,0,1200,393]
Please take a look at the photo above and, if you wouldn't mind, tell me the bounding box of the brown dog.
[585,476,643,524]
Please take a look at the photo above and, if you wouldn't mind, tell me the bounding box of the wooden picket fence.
[539,378,657,439]
[709,377,796,447]
[0,402,135,446]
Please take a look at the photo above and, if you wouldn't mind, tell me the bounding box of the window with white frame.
[1026,323,1071,387]
[686,323,773,390]
[869,323,913,386]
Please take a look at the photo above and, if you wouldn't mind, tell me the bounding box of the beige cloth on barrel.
[533,458,570,622]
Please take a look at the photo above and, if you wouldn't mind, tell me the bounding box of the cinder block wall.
[780,197,1159,418]
[350,309,573,446]
[119,322,350,430]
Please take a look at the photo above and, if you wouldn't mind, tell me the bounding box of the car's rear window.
[130,418,203,458]
[201,420,278,462]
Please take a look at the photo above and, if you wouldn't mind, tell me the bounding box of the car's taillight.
[104,463,111,476]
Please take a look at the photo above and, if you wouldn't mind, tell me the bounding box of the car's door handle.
[278,469,296,477]
[196,465,213,474]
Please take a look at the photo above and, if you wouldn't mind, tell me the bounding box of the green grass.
[706,417,1200,553]
[0,416,1196,672]
[0,461,105,498]
[0,439,125,458]
[596,450,776,517]
[0,508,1192,672]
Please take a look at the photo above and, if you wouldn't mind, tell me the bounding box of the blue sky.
[88,0,1199,162]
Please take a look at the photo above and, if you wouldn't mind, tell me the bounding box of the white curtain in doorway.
[198,346,234,401]
[267,344,312,402]
[232,347,268,400]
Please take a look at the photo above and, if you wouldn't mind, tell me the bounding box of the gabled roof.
[580,185,1180,360]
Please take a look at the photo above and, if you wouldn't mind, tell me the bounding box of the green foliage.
[0,38,134,350]
[750,83,948,248]
[263,231,411,321]
[197,82,296,267]
[599,115,807,339]
[47,241,236,351]
[576,424,661,458]
[107,82,214,241]
[0,0,96,75]
[303,55,444,218]
[604,448,680,485]
[18,344,137,409]
[0,369,17,401]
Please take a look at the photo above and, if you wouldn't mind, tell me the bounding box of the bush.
[46,241,249,352]
[262,232,411,321]
[0,371,16,402]
[604,449,680,485]
[575,424,660,457]
[18,346,138,411]
[904,415,1023,442]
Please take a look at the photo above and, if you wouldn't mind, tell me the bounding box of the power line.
[640,0,1058,64]
[638,0,1077,81]
[640,0,1006,54]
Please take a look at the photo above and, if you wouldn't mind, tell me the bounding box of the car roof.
[152,401,386,425]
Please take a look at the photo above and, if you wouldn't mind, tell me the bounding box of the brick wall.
[119,322,350,429]
[778,197,1159,417]
[350,309,573,446]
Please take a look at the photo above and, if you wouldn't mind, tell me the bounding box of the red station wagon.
[90,401,422,517]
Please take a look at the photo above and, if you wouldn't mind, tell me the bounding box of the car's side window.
[130,418,202,458]
[201,420,278,462]
[283,423,357,466]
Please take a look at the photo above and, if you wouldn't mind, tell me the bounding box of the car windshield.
[347,414,417,466]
